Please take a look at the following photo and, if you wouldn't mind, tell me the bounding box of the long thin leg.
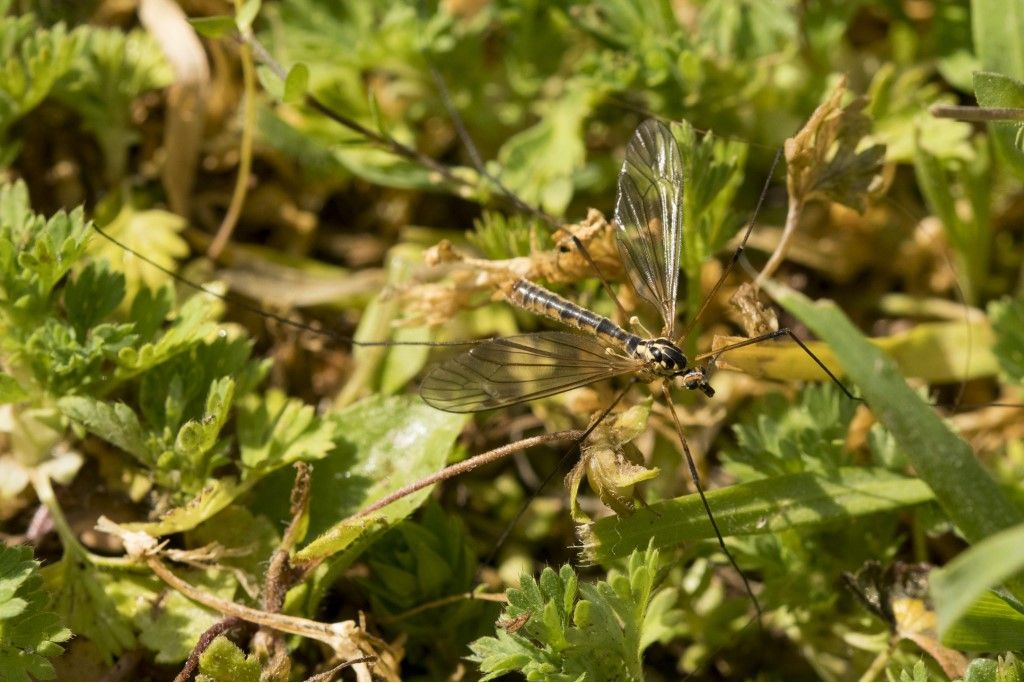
[676,148,783,346]
[485,380,637,566]
[426,63,630,321]
[661,384,763,627]
[425,62,560,229]
[695,327,862,402]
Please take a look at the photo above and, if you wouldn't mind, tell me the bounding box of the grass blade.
[579,467,933,563]
[766,283,1024,592]
[931,521,1024,643]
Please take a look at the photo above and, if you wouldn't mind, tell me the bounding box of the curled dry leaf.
[398,209,624,326]
[785,76,887,212]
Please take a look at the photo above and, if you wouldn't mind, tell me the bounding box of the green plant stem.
[28,468,86,558]
[352,429,583,520]
[207,36,256,260]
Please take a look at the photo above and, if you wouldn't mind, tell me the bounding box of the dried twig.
[174,616,243,682]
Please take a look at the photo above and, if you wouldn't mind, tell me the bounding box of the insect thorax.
[633,338,687,375]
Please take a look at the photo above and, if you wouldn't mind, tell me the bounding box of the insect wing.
[420,332,639,413]
[613,119,684,337]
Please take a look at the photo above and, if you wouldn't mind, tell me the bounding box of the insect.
[419,119,855,619]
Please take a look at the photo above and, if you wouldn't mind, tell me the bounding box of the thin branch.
[755,188,802,286]
[174,616,243,682]
[352,429,584,520]
[146,557,363,655]
[306,656,377,682]
[930,104,1024,122]
[376,590,508,625]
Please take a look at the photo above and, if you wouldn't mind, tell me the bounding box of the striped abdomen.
[509,280,639,351]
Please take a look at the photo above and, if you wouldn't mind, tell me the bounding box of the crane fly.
[419,119,855,621]
[91,119,855,621]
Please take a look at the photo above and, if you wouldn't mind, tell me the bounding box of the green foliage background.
[1,0,1023,680]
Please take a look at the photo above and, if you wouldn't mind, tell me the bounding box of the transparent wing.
[613,119,684,337]
[420,332,640,413]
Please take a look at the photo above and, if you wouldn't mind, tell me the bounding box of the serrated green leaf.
[0,544,71,681]
[51,556,137,663]
[580,467,933,563]
[136,569,237,664]
[237,388,334,476]
[174,377,234,465]
[470,544,678,681]
[123,479,242,536]
[197,635,261,681]
[57,396,153,466]
[63,260,125,338]
[53,28,172,182]
[294,395,466,562]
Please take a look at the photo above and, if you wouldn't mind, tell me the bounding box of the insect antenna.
[425,60,631,322]
[424,62,559,230]
[697,329,861,402]
[90,224,476,350]
[676,146,783,346]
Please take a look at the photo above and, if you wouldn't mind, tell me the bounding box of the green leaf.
[496,83,600,215]
[579,467,934,563]
[767,283,1024,545]
[135,569,237,664]
[188,16,237,39]
[53,28,172,183]
[990,296,1024,384]
[58,396,153,467]
[941,590,1024,652]
[0,372,28,402]
[63,260,125,338]
[971,0,1024,81]
[0,20,82,161]
[0,543,71,681]
[51,556,138,663]
[236,0,262,33]
[282,62,308,105]
[236,389,335,476]
[89,200,188,303]
[123,479,243,536]
[974,71,1024,179]
[469,544,681,681]
[174,377,234,468]
[931,521,1024,641]
[197,635,261,681]
[964,655,1024,682]
[294,395,466,563]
